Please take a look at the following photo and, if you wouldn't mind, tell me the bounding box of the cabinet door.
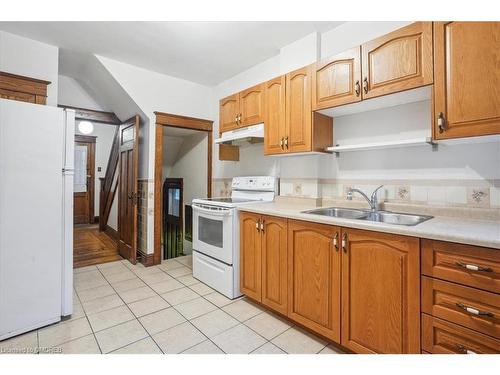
[312,47,362,110]
[433,22,500,139]
[240,84,264,127]
[286,66,312,153]
[287,220,341,342]
[219,93,239,133]
[240,212,262,301]
[341,228,420,353]
[261,215,287,315]
[264,76,287,155]
[361,22,433,99]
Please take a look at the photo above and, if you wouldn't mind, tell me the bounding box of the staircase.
[99,126,120,231]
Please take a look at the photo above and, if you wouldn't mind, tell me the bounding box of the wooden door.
[312,47,362,110]
[286,66,312,153]
[264,76,287,155]
[240,212,262,301]
[219,93,239,133]
[361,22,433,99]
[73,135,95,224]
[239,83,264,127]
[433,22,500,139]
[287,220,341,342]
[341,228,420,353]
[261,215,288,315]
[118,115,139,264]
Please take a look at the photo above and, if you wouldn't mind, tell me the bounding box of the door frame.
[74,134,96,224]
[154,112,213,266]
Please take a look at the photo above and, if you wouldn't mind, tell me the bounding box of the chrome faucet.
[346,185,384,212]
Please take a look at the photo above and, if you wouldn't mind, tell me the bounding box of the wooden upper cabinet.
[287,220,341,342]
[264,76,287,155]
[239,212,262,301]
[0,71,50,105]
[312,47,362,110]
[361,22,433,99]
[239,83,264,127]
[261,215,288,315]
[219,93,239,133]
[341,228,420,353]
[433,22,500,139]
[286,66,312,152]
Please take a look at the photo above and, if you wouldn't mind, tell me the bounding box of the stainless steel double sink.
[302,207,433,226]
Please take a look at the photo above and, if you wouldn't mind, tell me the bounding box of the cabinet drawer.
[422,314,500,354]
[421,239,500,294]
[422,276,500,339]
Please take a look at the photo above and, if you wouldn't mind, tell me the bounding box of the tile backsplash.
[279,178,500,210]
[212,177,500,209]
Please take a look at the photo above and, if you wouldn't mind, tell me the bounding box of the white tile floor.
[0,255,343,354]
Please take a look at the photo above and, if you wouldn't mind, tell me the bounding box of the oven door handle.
[192,204,233,217]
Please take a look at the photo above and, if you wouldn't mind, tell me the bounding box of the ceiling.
[163,126,206,137]
[0,21,343,86]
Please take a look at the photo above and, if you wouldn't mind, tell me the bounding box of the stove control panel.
[231,176,278,192]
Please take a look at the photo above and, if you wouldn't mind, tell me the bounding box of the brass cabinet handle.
[260,219,265,233]
[256,219,260,232]
[456,261,493,273]
[363,77,368,94]
[333,232,339,251]
[280,137,284,150]
[284,136,289,149]
[239,113,242,124]
[437,112,446,133]
[354,80,360,97]
[456,344,477,354]
[342,232,347,253]
[456,302,494,317]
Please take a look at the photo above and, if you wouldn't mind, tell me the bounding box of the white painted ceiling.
[0,21,343,86]
[163,126,206,137]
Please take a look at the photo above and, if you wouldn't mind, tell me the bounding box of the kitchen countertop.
[238,201,500,249]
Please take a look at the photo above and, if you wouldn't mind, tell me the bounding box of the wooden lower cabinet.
[341,228,420,353]
[287,220,341,342]
[261,216,288,315]
[240,212,288,312]
[240,212,262,301]
[422,314,500,354]
[239,216,422,353]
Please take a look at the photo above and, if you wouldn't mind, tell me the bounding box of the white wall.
[0,30,59,106]
[58,75,108,111]
[96,56,213,180]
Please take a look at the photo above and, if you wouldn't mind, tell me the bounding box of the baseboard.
[138,249,155,267]
[104,224,119,240]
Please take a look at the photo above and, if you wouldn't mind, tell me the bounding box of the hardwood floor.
[74,224,122,268]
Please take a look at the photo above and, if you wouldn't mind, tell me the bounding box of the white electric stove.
[192,176,278,298]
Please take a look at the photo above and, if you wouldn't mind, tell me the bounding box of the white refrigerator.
[0,99,74,341]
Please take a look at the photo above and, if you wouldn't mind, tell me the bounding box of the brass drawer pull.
[456,344,477,354]
[456,302,494,317]
[280,137,284,150]
[333,232,339,251]
[456,261,493,273]
[256,219,260,232]
[363,77,368,94]
[354,80,360,97]
[342,232,347,253]
[284,136,288,149]
[260,219,265,233]
[437,112,446,133]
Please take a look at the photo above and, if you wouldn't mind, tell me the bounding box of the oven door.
[192,203,235,265]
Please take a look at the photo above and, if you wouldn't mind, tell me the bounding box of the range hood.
[215,123,264,145]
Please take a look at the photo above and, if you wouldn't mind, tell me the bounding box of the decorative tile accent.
[467,187,490,208]
[395,185,410,201]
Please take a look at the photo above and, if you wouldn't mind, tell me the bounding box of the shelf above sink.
[325,137,437,154]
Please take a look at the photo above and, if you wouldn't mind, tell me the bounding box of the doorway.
[163,178,183,259]
[154,112,213,266]
[74,135,95,224]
